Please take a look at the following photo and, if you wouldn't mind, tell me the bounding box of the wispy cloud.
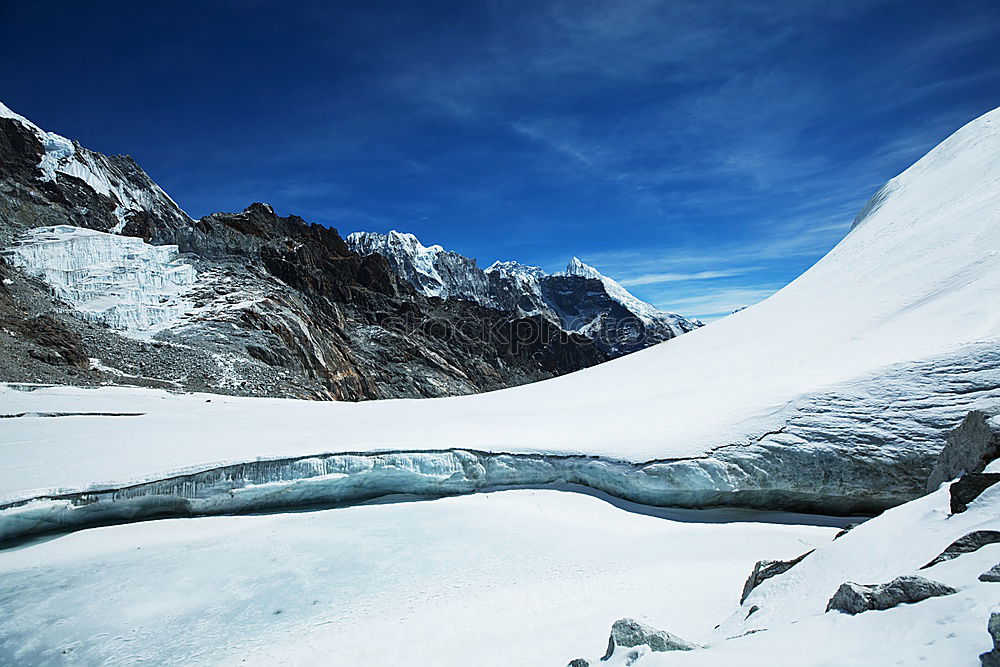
[620,270,745,286]
[658,286,785,321]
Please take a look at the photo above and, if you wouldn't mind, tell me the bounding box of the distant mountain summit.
[347,231,701,357]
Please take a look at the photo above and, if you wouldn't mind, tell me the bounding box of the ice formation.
[3,226,197,333]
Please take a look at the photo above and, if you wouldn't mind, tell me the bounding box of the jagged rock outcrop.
[347,231,701,357]
[825,575,957,615]
[982,613,1000,667]
[0,103,190,246]
[921,531,1000,569]
[0,103,608,400]
[740,550,813,602]
[927,408,1000,491]
[979,563,1000,583]
[600,618,697,662]
[951,473,1000,514]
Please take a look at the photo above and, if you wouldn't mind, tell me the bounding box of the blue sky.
[1,0,998,319]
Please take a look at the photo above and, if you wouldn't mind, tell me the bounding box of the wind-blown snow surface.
[1,108,999,520]
[0,488,839,666]
[3,226,197,332]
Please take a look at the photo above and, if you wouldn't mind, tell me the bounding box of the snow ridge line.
[0,447,903,545]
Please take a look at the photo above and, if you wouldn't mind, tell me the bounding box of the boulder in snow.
[979,563,1000,583]
[600,618,698,661]
[951,473,1000,514]
[921,531,1000,569]
[825,575,957,615]
[981,613,1000,666]
[927,408,1000,492]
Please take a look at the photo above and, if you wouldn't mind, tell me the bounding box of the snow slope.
[593,476,1000,666]
[0,488,839,666]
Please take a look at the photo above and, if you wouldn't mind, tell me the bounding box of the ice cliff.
[3,226,197,333]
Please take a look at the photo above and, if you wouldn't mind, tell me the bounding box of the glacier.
[1,107,1000,543]
[0,488,840,666]
[3,225,198,333]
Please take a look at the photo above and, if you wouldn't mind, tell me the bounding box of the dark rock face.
[0,117,189,248]
[950,473,1000,514]
[833,523,860,540]
[600,618,697,661]
[346,232,702,359]
[825,575,957,615]
[567,660,590,667]
[927,408,1000,492]
[982,613,1000,667]
[0,106,609,400]
[979,563,1000,583]
[740,550,813,603]
[921,531,1000,569]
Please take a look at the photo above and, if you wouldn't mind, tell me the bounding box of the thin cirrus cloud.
[620,271,743,287]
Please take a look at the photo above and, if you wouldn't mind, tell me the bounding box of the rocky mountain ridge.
[346,230,701,357]
[0,102,612,399]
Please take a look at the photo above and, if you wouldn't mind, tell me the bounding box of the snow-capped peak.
[0,100,191,232]
[346,230,464,299]
[558,256,695,334]
[563,256,603,280]
[485,260,547,283]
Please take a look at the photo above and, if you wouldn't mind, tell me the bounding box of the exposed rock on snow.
[824,575,957,614]
[585,462,1000,666]
[567,659,590,667]
[952,473,1000,513]
[740,551,813,603]
[921,531,1000,569]
[982,613,1000,666]
[600,618,697,662]
[833,523,859,540]
[979,563,1000,583]
[927,407,1000,491]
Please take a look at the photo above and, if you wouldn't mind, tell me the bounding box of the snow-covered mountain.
[347,231,701,356]
[0,103,610,399]
[0,102,190,244]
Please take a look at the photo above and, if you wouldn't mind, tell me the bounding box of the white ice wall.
[4,225,197,333]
